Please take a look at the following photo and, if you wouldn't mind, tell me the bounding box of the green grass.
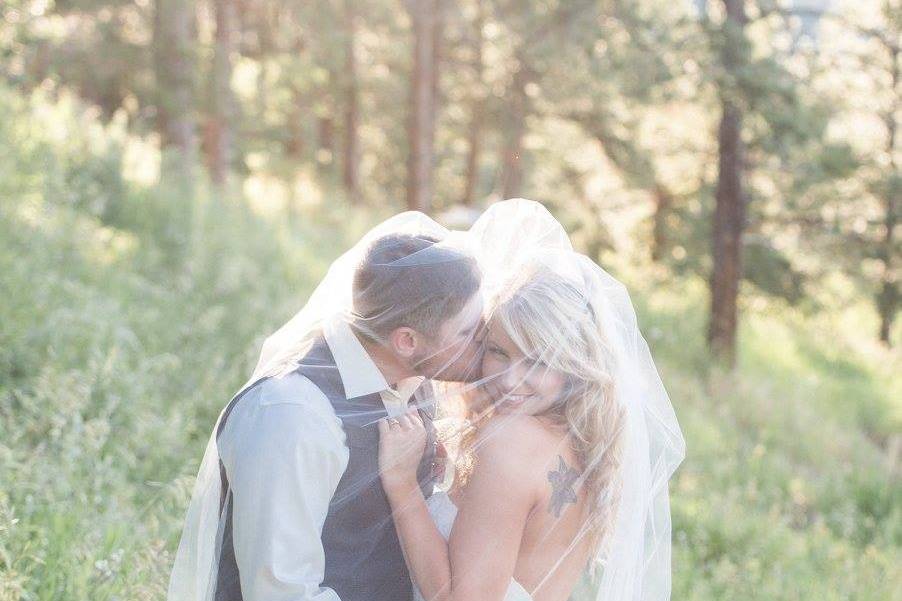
[625,278,901,600]
[1,86,899,601]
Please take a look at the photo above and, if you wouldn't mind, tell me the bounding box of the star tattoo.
[547,455,579,518]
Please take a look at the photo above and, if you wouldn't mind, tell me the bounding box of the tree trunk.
[877,42,899,345]
[208,0,237,187]
[316,66,336,169]
[708,101,745,364]
[406,0,440,213]
[651,184,673,262]
[284,85,305,158]
[461,0,485,206]
[708,0,748,366]
[342,0,360,203]
[500,64,529,199]
[432,0,444,105]
[153,0,198,180]
[253,3,278,126]
[317,113,335,165]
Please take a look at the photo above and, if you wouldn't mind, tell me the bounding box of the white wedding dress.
[412,489,534,601]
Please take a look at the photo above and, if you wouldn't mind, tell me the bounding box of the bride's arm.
[379,414,539,601]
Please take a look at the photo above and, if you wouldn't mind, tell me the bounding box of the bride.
[378,216,684,601]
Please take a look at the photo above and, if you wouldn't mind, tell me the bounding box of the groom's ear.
[389,327,419,358]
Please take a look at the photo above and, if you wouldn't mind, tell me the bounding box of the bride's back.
[513,418,594,601]
[452,414,595,601]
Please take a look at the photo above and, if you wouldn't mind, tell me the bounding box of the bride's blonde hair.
[458,264,626,551]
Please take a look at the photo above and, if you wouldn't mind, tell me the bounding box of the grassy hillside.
[1,87,899,601]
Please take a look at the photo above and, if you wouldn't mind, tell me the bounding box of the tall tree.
[707,0,749,366]
[252,1,277,125]
[342,0,360,202]
[153,0,198,180]
[406,0,441,212]
[499,61,530,199]
[878,41,899,344]
[207,0,238,187]
[461,0,486,206]
[872,4,899,345]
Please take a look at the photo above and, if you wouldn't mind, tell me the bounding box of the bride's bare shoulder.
[473,415,566,473]
[455,415,552,508]
[478,413,540,442]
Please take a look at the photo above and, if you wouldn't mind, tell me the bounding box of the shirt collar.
[323,317,424,405]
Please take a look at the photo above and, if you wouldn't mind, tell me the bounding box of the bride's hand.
[378,411,427,496]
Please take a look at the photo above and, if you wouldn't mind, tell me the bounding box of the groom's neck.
[360,338,416,386]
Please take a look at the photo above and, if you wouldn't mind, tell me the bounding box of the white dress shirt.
[217,318,424,601]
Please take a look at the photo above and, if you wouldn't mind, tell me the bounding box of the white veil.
[467,200,685,601]
[167,199,684,601]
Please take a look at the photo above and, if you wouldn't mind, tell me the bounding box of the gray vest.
[213,337,437,601]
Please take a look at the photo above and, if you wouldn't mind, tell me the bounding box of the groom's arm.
[225,380,349,601]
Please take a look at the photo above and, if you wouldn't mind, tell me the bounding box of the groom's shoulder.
[220,373,347,469]
[226,371,343,439]
[252,370,328,406]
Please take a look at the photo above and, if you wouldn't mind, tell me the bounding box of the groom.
[211,233,483,601]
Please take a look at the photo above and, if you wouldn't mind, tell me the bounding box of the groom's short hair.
[352,233,480,342]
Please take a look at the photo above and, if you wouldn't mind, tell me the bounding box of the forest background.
[0,0,899,599]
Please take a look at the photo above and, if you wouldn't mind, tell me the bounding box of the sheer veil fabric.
[167,199,685,601]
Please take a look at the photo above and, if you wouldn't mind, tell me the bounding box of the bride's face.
[480,322,566,416]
